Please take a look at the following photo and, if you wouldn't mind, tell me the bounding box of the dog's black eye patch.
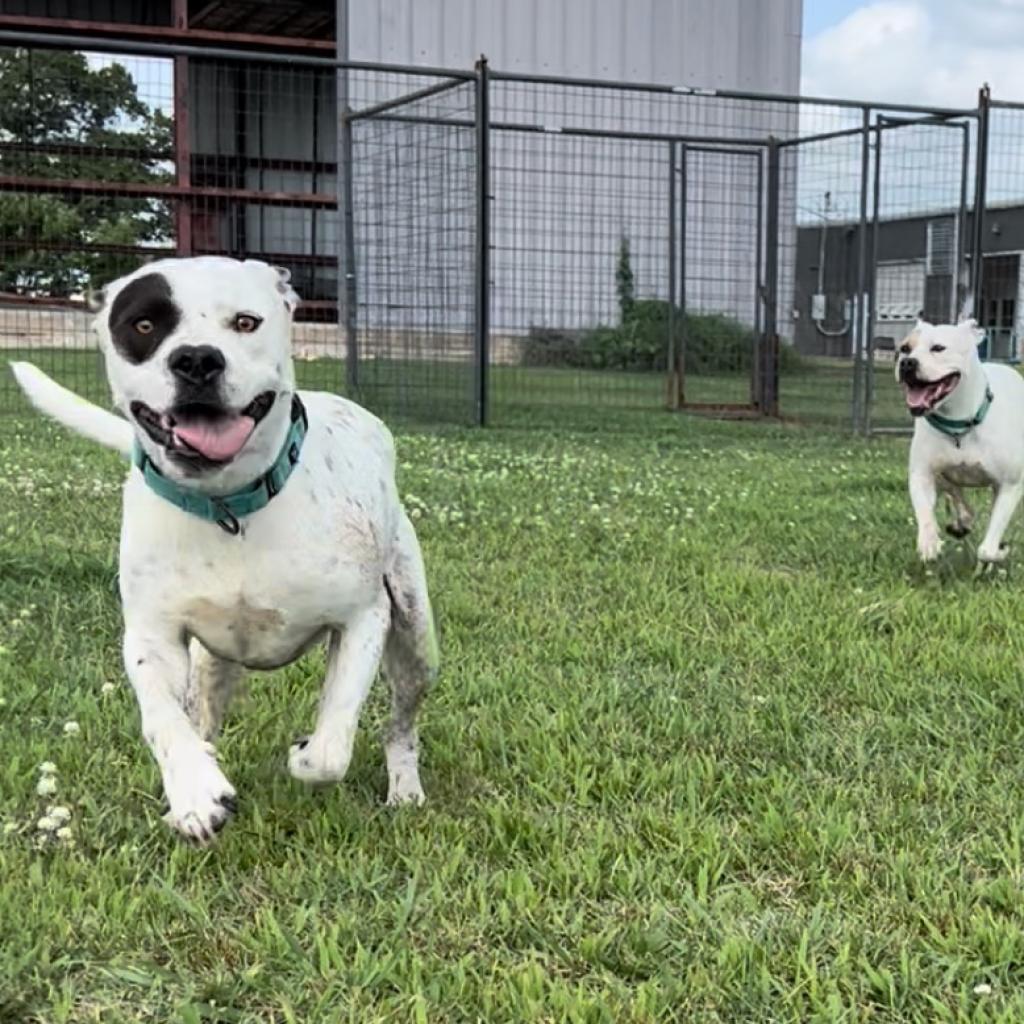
[108,272,181,364]
[930,344,946,353]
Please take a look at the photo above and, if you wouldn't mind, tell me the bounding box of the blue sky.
[801,1,1024,107]
[803,0,864,38]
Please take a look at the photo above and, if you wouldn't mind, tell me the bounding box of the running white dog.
[11,256,438,843]
[897,316,1024,564]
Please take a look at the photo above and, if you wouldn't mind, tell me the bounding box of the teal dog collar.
[132,395,308,535]
[925,384,993,447]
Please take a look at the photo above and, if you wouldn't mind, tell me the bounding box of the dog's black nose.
[901,356,918,378]
[168,345,226,386]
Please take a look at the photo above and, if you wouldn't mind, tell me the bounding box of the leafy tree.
[0,47,174,297]
[615,234,635,323]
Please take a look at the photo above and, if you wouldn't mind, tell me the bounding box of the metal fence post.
[666,139,678,409]
[956,120,971,317]
[676,142,688,407]
[172,0,192,257]
[758,138,780,417]
[970,84,991,306]
[474,56,491,427]
[864,118,882,434]
[851,107,870,434]
[337,0,359,394]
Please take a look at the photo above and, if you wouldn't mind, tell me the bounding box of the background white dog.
[897,315,1024,563]
[11,256,438,843]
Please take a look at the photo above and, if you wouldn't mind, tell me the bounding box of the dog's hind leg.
[288,592,391,785]
[186,639,245,742]
[941,483,975,538]
[381,512,438,807]
[978,482,1024,563]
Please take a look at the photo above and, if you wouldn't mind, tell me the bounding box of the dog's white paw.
[917,526,942,562]
[978,542,1010,564]
[288,734,352,785]
[162,751,236,844]
[386,769,426,807]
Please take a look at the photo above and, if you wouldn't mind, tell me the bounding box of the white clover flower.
[101,682,116,695]
[973,983,992,996]
[37,762,57,775]
[36,815,59,832]
[46,806,71,824]
[63,721,80,736]
[55,827,73,842]
[36,775,58,797]
[3,822,18,835]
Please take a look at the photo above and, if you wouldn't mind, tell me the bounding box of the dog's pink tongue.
[903,384,934,412]
[173,415,255,461]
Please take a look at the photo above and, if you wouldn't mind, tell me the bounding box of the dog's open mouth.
[130,391,276,465]
[901,371,961,416]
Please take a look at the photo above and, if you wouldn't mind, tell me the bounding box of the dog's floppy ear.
[271,265,300,315]
[959,317,986,347]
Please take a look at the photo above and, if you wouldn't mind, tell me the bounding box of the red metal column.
[173,0,193,256]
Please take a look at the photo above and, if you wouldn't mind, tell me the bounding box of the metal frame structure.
[0,21,1005,431]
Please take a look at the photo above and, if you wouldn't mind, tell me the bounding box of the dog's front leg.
[978,482,1024,563]
[124,624,237,843]
[289,591,391,785]
[910,468,942,561]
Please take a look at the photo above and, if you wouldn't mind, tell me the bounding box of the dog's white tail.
[9,361,133,458]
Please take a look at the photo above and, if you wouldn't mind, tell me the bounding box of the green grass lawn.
[6,387,1024,1020]
[0,348,909,432]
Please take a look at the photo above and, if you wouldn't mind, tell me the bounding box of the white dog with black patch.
[897,315,1024,564]
[10,256,438,843]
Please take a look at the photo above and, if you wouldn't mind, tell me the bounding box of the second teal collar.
[132,395,308,535]
[925,381,993,447]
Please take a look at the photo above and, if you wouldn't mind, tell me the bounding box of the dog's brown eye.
[134,318,154,335]
[233,314,261,333]
[930,344,946,353]
[899,344,911,355]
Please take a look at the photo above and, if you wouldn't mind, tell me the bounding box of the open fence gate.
[665,139,776,417]
[861,111,976,435]
[480,112,779,426]
[343,69,483,425]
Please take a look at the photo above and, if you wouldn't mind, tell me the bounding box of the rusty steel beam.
[0,240,174,258]
[0,293,88,309]
[173,0,192,256]
[0,140,338,176]
[0,293,338,315]
[0,240,338,268]
[0,175,336,208]
[0,15,335,54]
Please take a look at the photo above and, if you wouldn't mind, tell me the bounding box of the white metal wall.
[348,0,801,95]
[349,0,803,339]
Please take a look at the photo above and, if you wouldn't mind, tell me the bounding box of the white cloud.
[802,0,1024,107]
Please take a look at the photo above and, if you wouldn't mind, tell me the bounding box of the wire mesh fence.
[348,75,479,423]
[0,31,1011,434]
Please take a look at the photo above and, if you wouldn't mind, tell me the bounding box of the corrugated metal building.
[349,0,801,91]
[346,0,803,336]
[0,0,803,337]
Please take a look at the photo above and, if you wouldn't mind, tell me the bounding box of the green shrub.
[524,299,805,375]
